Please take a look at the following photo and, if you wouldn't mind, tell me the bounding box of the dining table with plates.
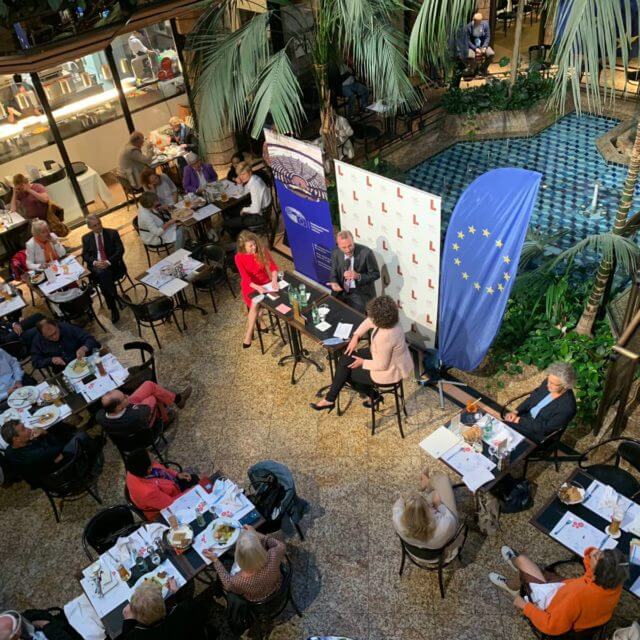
[29,255,90,298]
[74,478,263,639]
[531,467,640,599]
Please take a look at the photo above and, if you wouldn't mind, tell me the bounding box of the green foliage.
[490,279,614,426]
[442,72,554,116]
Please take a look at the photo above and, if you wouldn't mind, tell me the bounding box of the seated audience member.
[0,420,97,486]
[119,131,152,188]
[392,467,459,562]
[25,220,66,271]
[504,362,577,444]
[125,449,203,520]
[140,168,177,207]
[328,229,380,313]
[223,163,271,237]
[0,609,76,640]
[489,546,628,637]
[311,295,412,412]
[82,214,126,324]
[466,13,495,76]
[182,152,217,194]
[168,116,198,153]
[10,173,49,221]
[339,64,369,116]
[123,581,208,640]
[137,192,184,251]
[31,318,100,372]
[97,382,192,436]
[204,525,285,602]
[0,313,46,350]
[0,347,35,401]
[226,151,245,182]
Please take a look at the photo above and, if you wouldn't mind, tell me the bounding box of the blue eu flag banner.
[438,168,542,371]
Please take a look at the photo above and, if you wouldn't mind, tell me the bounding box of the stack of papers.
[334,322,353,340]
[550,512,618,555]
[161,485,211,524]
[419,426,461,458]
[140,271,174,289]
[192,204,220,221]
[102,354,129,386]
[581,479,640,533]
[441,442,496,492]
[81,376,119,402]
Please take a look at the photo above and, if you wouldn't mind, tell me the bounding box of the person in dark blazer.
[169,116,198,153]
[504,362,577,444]
[81,214,126,323]
[30,318,100,372]
[328,229,380,313]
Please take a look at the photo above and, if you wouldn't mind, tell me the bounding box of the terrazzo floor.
[0,206,638,639]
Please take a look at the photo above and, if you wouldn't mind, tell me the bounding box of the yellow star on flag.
[497,283,504,292]
[482,228,490,237]
[457,231,465,239]
[454,258,461,266]
[452,243,460,251]
[468,225,476,234]
[503,255,511,264]
[486,286,494,295]
[462,272,469,280]
[495,240,503,248]
[473,282,481,290]
[503,272,511,281]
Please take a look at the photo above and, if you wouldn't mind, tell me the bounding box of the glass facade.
[0,20,189,228]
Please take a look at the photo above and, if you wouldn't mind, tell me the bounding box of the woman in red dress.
[235,230,279,348]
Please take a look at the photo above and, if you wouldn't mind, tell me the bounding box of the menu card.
[160,485,210,524]
[550,512,618,555]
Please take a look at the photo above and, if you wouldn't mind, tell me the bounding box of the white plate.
[64,358,91,379]
[204,517,241,549]
[558,482,586,505]
[7,386,38,408]
[0,408,21,425]
[28,405,60,429]
[132,566,173,598]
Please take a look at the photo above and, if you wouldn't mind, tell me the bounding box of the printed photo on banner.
[334,160,441,347]
[264,130,335,283]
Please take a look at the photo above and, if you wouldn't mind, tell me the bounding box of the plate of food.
[0,407,21,425]
[557,482,585,505]
[205,518,241,549]
[90,560,118,596]
[40,385,62,404]
[462,425,482,444]
[133,567,174,598]
[64,358,91,379]
[173,208,193,222]
[7,386,39,409]
[29,405,60,429]
[30,272,46,285]
[165,524,194,551]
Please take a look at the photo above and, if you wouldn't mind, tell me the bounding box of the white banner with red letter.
[334,160,441,347]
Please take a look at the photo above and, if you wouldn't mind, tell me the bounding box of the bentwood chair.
[105,419,168,464]
[39,439,104,523]
[82,504,144,560]
[578,437,640,500]
[369,380,408,438]
[119,293,182,349]
[200,243,237,299]
[58,285,107,333]
[123,459,183,520]
[120,340,157,393]
[132,218,174,267]
[397,519,469,599]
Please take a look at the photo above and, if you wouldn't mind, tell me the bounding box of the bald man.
[81,215,126,323]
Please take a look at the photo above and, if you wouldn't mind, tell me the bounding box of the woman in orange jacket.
[489,545,628,636]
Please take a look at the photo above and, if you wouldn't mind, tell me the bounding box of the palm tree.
[186,0,419,161]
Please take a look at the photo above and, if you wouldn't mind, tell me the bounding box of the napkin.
[529,582,564,610]
[598,485,619,510]
[64,594,106,640]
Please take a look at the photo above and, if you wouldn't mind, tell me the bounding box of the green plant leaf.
[498,56,510,67]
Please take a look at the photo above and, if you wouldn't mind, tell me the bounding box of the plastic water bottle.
[311,302,320,326]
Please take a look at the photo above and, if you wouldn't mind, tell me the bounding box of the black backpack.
[248,473,286,522]
[495,474,533,514]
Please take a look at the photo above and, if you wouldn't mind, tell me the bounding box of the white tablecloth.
[46,167,113,222]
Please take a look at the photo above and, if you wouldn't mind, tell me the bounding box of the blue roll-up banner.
[438,168,542,371]
[264,130,335,283]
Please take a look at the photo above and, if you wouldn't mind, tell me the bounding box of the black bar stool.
[370,380,408,438]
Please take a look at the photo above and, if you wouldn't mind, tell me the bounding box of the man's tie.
[97,234,106,262]
[344,257,351,293]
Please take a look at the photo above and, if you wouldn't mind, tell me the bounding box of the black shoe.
[363,394,384,409]
[110,307,120,323]
[309,401,335,412]
[176,385,192,409]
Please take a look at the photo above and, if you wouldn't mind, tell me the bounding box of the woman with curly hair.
[234,230,278,348]
[310,294,413,412]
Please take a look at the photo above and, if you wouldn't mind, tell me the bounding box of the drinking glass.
[609,505,624,536]
[135,556,147,573]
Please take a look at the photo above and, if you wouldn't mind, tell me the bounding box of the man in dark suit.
[82,214,126,323]
[328,229,380,313]
[504,362,577,444]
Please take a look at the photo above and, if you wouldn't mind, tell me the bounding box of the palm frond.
[519,227,569,268]
[408,0,475,73]
[248,48,306,138]
[547,0,634,114]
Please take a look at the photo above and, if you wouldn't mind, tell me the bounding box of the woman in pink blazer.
[311,295,413,412]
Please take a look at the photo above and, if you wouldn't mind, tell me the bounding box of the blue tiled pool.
[405,113,638,253]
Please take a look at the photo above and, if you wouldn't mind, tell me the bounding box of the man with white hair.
[466,12,495,76]
[181,152,217,194]
[328,229,380,313]
[0,609,75,639]
[81,214,125,324]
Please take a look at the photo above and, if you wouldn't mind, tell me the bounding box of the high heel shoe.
[309,401,335,412]
[242,341,252,349]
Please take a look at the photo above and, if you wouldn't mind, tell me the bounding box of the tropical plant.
[187,0,419,159]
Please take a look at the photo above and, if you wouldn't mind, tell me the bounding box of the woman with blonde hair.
[25,219,65,270]
[392,467,460,564]
[204,525,285,601]
[234,230,278,348]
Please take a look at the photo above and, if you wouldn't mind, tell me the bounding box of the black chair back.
[58,287,94,319]
[123,340,157,387]
[127,297,174,324]
[618,440,640,474]
[82,505,142,559]
[1,339,28,361]
[106,420,164,459]
[40,440,93,497]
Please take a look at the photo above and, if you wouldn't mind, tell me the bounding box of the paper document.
[419,426,461,459]
[581,479,640,533]
[315,321,331,332]
[441,443,496,475]
[478,414,525,452]
[275,303,291,314]
[550,512,618,556]
[82,376,118,402]
[161,485,210,524]
[140,271,174,289]
[0,296,25,316]
[631,575,640,598]
[192,204,220,221]
[334,322,353,340]
[462,466,495,492]
[158,279,188,297]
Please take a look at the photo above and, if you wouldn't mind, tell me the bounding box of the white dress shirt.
[137,207,175,246]
[128,35,148,56]
[344,253,355,290]
[241,174,272,214]
[153,174,177,206]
